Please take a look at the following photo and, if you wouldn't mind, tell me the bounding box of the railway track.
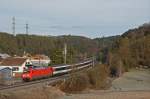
[0,74,69,91]
[0,58,94,91]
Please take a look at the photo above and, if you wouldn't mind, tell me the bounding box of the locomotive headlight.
[26,74,29,77]
[23,74,29,77]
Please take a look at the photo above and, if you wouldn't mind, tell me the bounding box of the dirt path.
[110,69,150,91]
[61,91,150,99]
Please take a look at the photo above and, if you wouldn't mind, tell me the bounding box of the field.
[0,85,65,99]
[61,91,150,99]
[111,69,150,91]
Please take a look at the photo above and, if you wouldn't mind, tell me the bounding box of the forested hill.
[122,23,150,38]
[0,23,149,65]
[109,23,150,72]
[0,32,117,64]
[94,35,120,48]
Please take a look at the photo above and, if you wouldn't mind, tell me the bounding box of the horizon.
[0,22,149,39]
[0,30,119,39]
[0,22,147,39]
[0,0,150,38]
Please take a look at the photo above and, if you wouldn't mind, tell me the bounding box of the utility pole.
[12,17,15,36]
[102,35,105,48]
[63,43,67,64]
[92,56,95,67]
[25,22,29,35]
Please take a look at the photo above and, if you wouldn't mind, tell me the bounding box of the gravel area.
[61,91,150,99]
[110,69,150,91]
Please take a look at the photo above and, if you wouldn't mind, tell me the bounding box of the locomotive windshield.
[25,63,32,67]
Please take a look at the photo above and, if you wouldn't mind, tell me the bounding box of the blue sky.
[0,0,149,38]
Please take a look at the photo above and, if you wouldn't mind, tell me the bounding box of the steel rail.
[0,74,69,91]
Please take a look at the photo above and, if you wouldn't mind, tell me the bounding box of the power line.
[25,22,29,35]
[12,17,15,36]
[10,17,91,35]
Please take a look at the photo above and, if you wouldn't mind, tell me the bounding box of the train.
[21,59,93,82]
[22,66,54,81]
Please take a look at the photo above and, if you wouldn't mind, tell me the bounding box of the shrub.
[59,64,110,93]
[87,64,109,89]
[59,73,89,93]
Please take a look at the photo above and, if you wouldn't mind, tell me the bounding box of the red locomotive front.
[22,66,54,81]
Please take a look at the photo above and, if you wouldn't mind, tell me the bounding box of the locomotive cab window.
[25,62,32,67]
[23,70,30,73]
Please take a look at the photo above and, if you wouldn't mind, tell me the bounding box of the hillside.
[0,23,149,65]
[0,32,118,64]
[94,35,120,48]
[122,23,150,38]
[121,23,150,67]
[109,23,150,74]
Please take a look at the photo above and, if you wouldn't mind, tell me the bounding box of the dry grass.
[59,73,89,93]
[0,86,65,99]
[87,64,110,89]
[59,64,110,93]
[62,91,150,99]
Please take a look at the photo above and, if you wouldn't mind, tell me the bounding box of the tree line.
[108,23,150,76]
[0,33,116,64]
[1,23,149,67]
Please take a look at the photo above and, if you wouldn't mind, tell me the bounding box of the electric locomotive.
[22,65,53,81]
